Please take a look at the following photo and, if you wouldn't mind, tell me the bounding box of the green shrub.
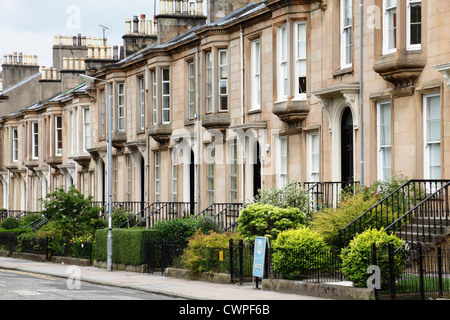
[309,192,379,248]
[153,216,224,242]
[1,217,20,230]
[340,228,406,288]
[180,231,242,273]
[237,203,305,243]
[271,227,330,278]
[110,207,136,228]
[18,212,42,228]
[250,180,310,213]
[94,228,159,265]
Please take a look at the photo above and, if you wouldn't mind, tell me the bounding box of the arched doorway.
[341,108,354,184]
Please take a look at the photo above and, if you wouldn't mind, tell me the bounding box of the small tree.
[41,185,104,240]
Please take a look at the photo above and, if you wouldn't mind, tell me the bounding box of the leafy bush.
[237,203,305,242]
[1,217,20,230]
[309,192,379,248]
[18,212,42,228]
[110,207,136,228]
[250,181,310,212]
[340,228,406,288]
[153,216,224,242]
[180,231,242,273]
[271,227,331,279]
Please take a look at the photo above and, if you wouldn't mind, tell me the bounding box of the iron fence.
[0,233,93,264]
[377,244,449,300]
[269,247,344,283]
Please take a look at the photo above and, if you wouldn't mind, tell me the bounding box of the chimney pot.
[125,19,132,35]
[160,0,167,14]
[140,15,146,34]
[133,16,139,34]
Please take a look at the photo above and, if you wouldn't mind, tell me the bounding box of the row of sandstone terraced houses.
[0,0,449,235]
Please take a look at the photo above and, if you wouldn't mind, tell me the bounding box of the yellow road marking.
[0,269,56,280]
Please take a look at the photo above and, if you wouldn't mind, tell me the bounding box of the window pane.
[162,69,169,81]
[409,3,421,45]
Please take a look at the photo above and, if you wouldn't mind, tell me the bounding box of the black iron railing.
[119,202,196,229]
[385,181,450,246]
[302,181,360,212]
[195,203,243,231]
[338,180,450,247]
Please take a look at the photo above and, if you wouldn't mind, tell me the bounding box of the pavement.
[0,256,330,301]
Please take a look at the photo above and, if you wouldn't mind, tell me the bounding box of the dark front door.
[253,143,262,198]
[341,108,354,184]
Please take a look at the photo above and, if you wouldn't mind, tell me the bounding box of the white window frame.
[218,49,228,112]
[294,21,307,99]
[423,93,441,180]
[229,142,238,203]
[406,0,422,50]
[377,101,392,182]
[117,82,125,131]
[383,0,397,55]
[12,127,18,162]
[162,68,170,124]
[172,149,178,203]
[83,108,90,151]
[31,121,39,159]
[277,24,288,100]
[188,61,196,120]
[206,51,213,113]
[152,70,157,125]
[113,156,118,201]
[126,154,132,201]
[340,0,353,69]
[55,115,63,156]
[307,132,320,183]
[139,77,145,130]
[100,90,106,138]
[206,145,215,206]
[278,136,288,187]
[155,152,160,202]
[251,39,261,110]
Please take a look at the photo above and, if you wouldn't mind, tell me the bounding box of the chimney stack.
[122,14,157,57]
[155,0,207,45]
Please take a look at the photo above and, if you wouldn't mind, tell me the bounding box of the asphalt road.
[0,269,182,300]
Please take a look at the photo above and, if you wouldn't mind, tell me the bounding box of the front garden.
[0,177,448,300]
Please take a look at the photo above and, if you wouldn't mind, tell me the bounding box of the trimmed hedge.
[94,228,159,266]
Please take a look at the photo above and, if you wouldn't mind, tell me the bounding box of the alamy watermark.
[66,5,81,30]
[66,265,81,290]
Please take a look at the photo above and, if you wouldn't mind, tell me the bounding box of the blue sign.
[252,236,267,278]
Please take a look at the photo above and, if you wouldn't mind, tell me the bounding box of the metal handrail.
[385,180,450,245]
[338,179,450,246]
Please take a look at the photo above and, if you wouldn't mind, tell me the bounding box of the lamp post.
[79,74,113,271]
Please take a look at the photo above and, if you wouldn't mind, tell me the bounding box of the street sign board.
[252,236,267,278]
